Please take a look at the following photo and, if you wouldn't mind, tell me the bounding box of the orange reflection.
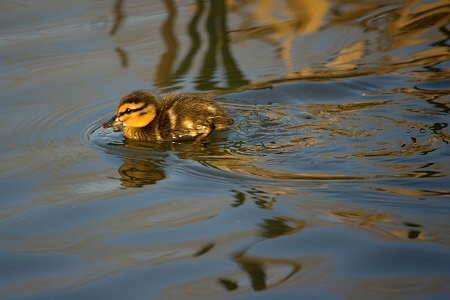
[108,0,450,90]
[231,0,328,71]
[331,211,427,240]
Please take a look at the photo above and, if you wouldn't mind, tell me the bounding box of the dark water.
[1,0,450,298]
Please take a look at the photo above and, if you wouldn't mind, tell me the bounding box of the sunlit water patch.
[86,75,450,214]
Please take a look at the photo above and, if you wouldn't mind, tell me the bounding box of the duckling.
[102,90,233,142]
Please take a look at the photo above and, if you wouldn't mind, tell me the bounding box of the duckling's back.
[156,94,233,141]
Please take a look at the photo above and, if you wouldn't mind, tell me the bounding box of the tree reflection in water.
[108,0,450,91]
[218,215,305,292]
[155,0,250,90]
[109,0,250,90]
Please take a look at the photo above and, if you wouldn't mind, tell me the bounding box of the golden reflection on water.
[118,162,165,187]
[108,0,450,89]
[331,211,427,239]
[101,91,449,189]
[229,0,329,71]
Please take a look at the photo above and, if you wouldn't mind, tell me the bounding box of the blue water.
[1,0,449,298]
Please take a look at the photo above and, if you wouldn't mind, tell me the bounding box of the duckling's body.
[103,90,233,142]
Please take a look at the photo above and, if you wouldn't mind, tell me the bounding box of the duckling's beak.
[102,115,123,128]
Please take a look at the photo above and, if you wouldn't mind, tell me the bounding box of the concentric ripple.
[83,79,450,188]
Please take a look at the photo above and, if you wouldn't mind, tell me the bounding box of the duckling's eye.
[125,108,132,114]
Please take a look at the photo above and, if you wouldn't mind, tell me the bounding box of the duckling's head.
[103,90,158,128]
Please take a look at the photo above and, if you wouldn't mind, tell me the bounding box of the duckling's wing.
[160,120,214,141]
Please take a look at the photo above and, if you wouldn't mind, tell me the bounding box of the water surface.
[1,0,450,298]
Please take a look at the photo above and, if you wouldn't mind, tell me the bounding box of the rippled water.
[1,0,450,298]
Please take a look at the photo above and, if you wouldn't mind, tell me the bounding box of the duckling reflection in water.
[103,90,233,142]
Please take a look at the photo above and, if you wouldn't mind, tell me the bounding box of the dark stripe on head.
[118,104,147,117]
